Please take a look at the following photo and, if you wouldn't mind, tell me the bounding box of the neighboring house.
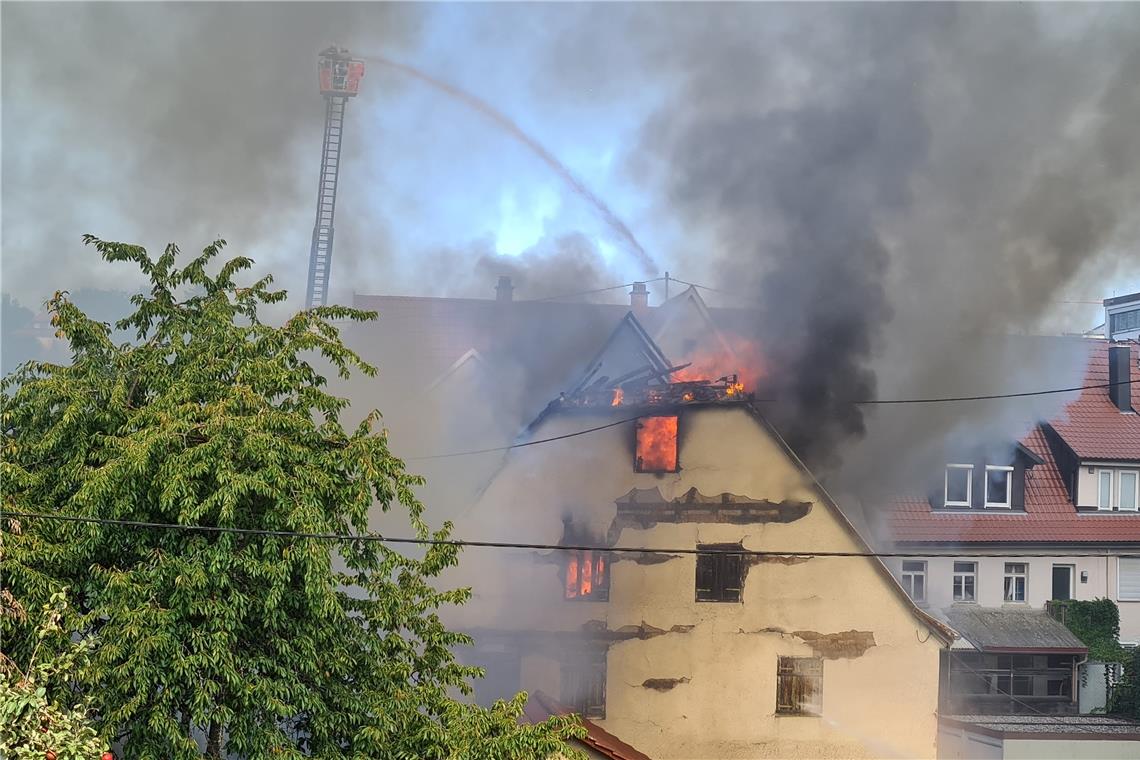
[442,315,953,760]
[938,715,1140,760]
[884,340,1140,715]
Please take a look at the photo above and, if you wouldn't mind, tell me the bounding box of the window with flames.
[565,550,610,601]
[635,416,679,473]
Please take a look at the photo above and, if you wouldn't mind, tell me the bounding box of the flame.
[565,554,579,598]
[612,388,624,406]
[636,416,679,471]
[672,333,766,391]
[580,550,594,596]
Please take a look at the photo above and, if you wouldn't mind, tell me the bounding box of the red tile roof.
[523,692,654,760]
[888,341,1140,544]
[1047,341,1140,460]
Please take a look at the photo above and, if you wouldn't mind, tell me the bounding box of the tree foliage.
[0,237,583,758]
[0,591,106,759]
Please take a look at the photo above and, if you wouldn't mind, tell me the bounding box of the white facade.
[1075,464,1140,511]
[888,552,1140,643]
[1104,293,1140,343]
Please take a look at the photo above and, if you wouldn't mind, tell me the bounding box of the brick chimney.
[495,275,514,303]
[1108,344,1133,413]
[630,282,649,314]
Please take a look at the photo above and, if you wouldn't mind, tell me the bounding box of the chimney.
[495,275,514,303]
[1108,344,1133,413]
[630,282,649,313]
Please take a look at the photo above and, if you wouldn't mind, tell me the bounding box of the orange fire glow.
[636,415,679,472]
[612,388,624,406]
[672,333,766,391]
[565,550,607,599]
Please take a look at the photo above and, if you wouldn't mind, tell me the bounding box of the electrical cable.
[525,277,666,304]
[396,376,1138,461]
[406,416,641,460]
[1,511,1128,560]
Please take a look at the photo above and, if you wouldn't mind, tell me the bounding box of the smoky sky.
[4,3,1140,486]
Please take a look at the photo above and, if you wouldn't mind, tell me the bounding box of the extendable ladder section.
[305,96,347,309]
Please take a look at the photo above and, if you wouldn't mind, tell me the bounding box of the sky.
[3,3,1133,327]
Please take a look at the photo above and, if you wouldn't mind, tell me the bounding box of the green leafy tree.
[0,237,583,758]
[0,590,106,760]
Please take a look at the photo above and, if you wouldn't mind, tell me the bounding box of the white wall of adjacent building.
[887,554,1140,643]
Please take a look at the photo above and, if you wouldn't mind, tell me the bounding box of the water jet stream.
[364,53,657,275]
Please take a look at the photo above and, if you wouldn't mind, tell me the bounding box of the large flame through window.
[565,550,609,600]
[635,416,679,472]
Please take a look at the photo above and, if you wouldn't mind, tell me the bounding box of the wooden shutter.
[696,553,717,601]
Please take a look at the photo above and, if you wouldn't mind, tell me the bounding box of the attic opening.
[635,416,679,473]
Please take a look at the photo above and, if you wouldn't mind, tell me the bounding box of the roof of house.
[523,692,654,760]
[1046,341,1140,460]
[940,606,1087,653]
[888,341,1140,544]
[940,714,1140,740]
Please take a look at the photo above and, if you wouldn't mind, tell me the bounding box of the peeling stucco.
[792,629,877,659]
[641,677,691,691]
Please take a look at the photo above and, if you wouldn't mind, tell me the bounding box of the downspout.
[1073,653,1089,713]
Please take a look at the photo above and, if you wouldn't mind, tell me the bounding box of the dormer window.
[985,466,1013,508]
[1097,469,1139,511]
[945,465,973,507]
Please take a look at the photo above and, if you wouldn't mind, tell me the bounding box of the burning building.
[432,310,954,759]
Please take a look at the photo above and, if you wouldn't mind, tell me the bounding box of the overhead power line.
[0,511,1127,560]
[525,277,666,303]
[407,416,641,460]
[398,377,1138,461]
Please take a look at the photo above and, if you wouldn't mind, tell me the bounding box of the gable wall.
[443,406,943,758]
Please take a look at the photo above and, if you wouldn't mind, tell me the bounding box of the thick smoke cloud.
[1,2,419,306]
[530,4,1139,485]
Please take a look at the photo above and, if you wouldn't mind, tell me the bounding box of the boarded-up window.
[635,416,679,472]
[564,550,610,601]
[561,649,607,719]
[776,657,823,716]
[696,544,743,603]
[1120,557,1140,601]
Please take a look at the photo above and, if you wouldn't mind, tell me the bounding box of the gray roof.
[942,606,1087,652]
[944,715,1140,738]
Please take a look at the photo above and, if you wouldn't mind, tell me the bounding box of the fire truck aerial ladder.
[306,46,365,309]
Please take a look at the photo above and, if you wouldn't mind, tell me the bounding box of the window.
[1052,565,1074,601]
[696,544,743,603]
[776,657,822,716]
[1047,679,1072,697]
[945,464,973,507]
[1121,471,1138,512]
[1099,469,1114,510]
[561,649,606,719]
[995,675,1033,697]
[985,466,1013,508]
[564,550,610,601]
[1119,557,1140,602]
[1111,308,1140,334]
[953,562,977,602]
[1004,563,1027,602]
[901,561,927,603]
[635,416,678,472]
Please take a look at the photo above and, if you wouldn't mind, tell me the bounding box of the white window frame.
[945,464,973,507]
[1119,470,1139,512]
[985,465,1014,508]
[1004,562,1028,603]
[1119,557,1140,602]
[1098,469,1114,511]
[953,561,978,602]
[901,561,927,603]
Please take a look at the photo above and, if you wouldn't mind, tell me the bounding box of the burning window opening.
[564,549,610,601]
[635,416,679,473]
[776,657,823,716]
